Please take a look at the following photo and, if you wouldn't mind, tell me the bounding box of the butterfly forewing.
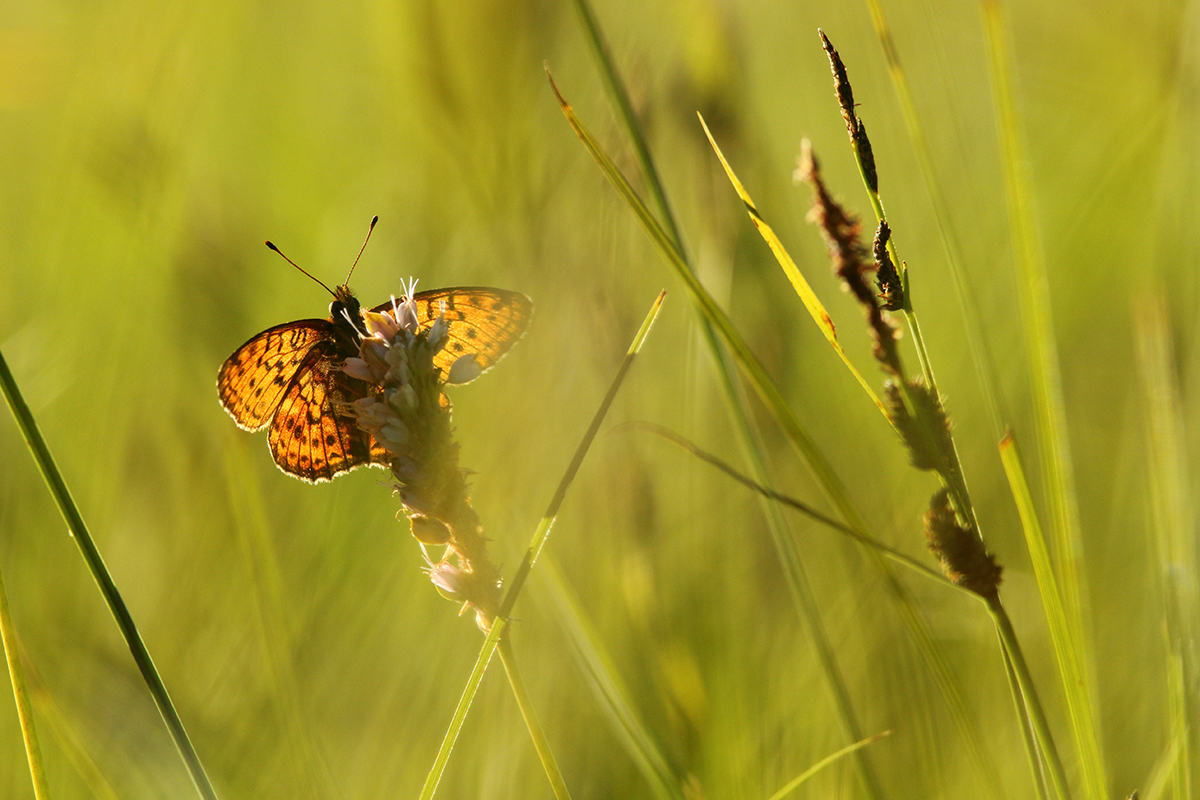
[375,287,533,380]
[218,320,333,431]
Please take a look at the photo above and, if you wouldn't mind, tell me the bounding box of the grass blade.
[765,731,891,800]
[981,7,1105,796]
[1134,292,1197,799]
[697,113,888,419]
[538,557,687,800]
[0,348,219,800]
[419,291,666,799]
[0,565,51,799]
[629,422,952,587]
[497,637,571,799]
[555,29,887,788]
[998,432,1083,798]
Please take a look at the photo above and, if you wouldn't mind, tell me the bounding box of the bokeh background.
[0,0,1195,797]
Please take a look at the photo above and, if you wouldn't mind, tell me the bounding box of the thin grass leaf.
[996,640,1052,800]
[0,566,50,800]
[498,637,571,800]
[22,654,121,800]
[0,349,220,800]
[419,291,666,800]
[628,422,953,587]
[572,0,685,251]
[998,432,1080,799]
[418,618,504,800]
[537,557,687,800]
[697,113,888,419]
[765,731,891,800]
[981,8,1105,796]
[550,67,1007,800]
[1135,293,1197,799]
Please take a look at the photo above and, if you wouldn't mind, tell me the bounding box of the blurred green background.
[0,0,1194,797]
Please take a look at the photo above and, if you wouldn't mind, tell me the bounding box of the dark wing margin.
[217,319,332,431]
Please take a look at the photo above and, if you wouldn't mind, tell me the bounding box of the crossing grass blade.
[419,291,666,800]
[537,557,688,800]
[697,113,888,420]
[983,3,1107,795]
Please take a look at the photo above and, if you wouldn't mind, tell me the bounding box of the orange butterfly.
[217,229,531,483]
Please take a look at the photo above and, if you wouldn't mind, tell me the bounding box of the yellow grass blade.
[698,113,888,420]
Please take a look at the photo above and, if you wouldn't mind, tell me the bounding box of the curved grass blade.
[698,113,888,419]
[0,349,219,800]
[497,637,571,799]
[765,731,891,800]
[419,291,666,800]
[0,566,50,799]
[981,8,1104,797]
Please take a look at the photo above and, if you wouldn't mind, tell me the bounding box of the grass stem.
[0,348,219,800]
[0,565,51,800]
[498,636,572,799]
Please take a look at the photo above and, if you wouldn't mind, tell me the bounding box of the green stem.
[419,619,506,800]
[997,628,1051,800]
[0,349,219,800]
[988,596,1072,800]
[499,636,572,799]
[0,565,51,800]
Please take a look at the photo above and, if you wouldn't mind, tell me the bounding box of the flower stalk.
[343,288,503,626]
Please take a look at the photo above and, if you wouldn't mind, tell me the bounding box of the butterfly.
[217,229,532,483]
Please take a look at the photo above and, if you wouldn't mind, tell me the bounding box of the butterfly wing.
[218,319,333,431]
[371,287,532,381]
[266,340,388,482]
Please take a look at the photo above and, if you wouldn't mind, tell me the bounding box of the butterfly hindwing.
[218,319,333,432]
[267,341,376,482]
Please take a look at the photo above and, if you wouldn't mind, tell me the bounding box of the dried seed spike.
[818,29,857,137]
[887,380,956,475]
[924,489,1002,598]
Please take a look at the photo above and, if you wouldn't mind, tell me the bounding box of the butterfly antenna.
[345,215,379,286]
[265,240,338,298]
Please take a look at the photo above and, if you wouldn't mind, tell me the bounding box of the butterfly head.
[330,284,364,343]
